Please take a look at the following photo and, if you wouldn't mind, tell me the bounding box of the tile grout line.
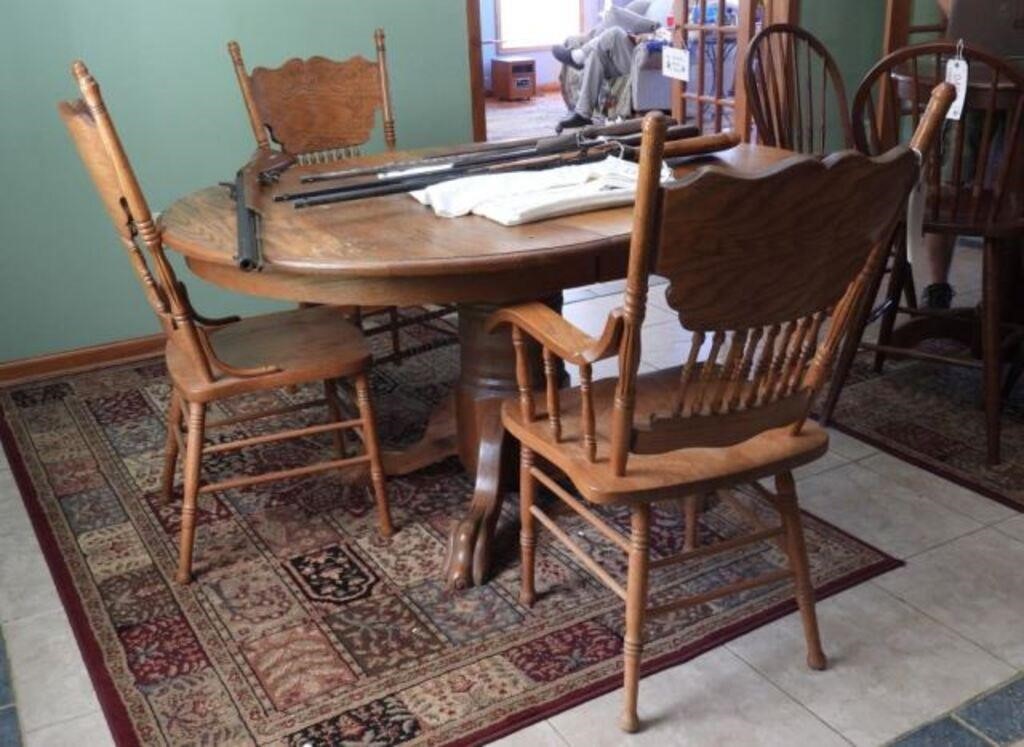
[866,579,1022,674]
[22,708,105,738]
[852,455,1019,528]
[949,713,1000,746]
[546,718,579,746]
[724,644,855,745]
[726,648,856,746]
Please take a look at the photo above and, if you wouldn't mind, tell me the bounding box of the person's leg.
[557,27,635,129]
[921,233,956,309]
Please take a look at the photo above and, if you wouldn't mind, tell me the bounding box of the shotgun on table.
[281,123,712,210]
[298,118,682,186]
[229,149,295,271]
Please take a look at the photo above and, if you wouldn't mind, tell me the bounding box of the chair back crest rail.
[853,42,1024,235]
[59,62,261,386]
[228,29,396,161]
[744,23,853,153]
[501,111,948,478]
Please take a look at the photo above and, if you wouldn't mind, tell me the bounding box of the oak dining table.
[159,141,794,591]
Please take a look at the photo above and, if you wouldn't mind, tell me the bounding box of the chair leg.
[519,447,537,607]
[775,471,827,671]
[354,372,394,537]
[982,239,1002,465]
[176,401,205,585]
[159,391,182,500]
[389,307,402,365]
[874,235,910,374]
[621,503,651,734]
[681,494,701,552]
[323,379,349,459]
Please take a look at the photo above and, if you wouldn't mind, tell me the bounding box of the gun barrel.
[233,170,262,271]
[299,116,675,186]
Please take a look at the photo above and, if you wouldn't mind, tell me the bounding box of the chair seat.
[167,305,371,403]
[503,367,829,504]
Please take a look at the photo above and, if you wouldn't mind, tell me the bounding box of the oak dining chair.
[59,61,394,585]
[823,43,1024,464]
[487,92,952,733]
[228,30,456,365]
[744,23,854,153]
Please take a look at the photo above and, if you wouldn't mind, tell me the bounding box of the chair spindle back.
[605,107,939,475]
[745,23,854,153]
[228,29,396,163]
[853,42,1024,236]
[59,62,213,382]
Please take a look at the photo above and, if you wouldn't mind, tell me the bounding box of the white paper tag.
[662,46,691,82]
[945,58,969,120]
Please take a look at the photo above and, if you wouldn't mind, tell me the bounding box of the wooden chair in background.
[59,61,394,584]
[823,43,1024,464]
[488,97,950,733]
[228,30,456,365]
[744,23,853,153]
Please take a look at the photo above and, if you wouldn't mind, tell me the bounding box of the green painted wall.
[0,0,473,361]
[800,0,887,148]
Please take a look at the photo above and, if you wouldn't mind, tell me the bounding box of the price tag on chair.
[662,46,691,82]
[945,40,969,120]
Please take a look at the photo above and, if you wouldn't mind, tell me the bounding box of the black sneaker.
[556,112,593,134]
[552,44,583,70]
[922,282,954,310]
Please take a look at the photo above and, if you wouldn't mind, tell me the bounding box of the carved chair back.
[59,62,215,383]
[744,23,853,153]
[228,29,396,163]
[604,113,922,475]
[853,42,1024,237]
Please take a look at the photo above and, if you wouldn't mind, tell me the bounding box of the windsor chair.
[744,23,853,153]
[822,43,1024,464]
[489,93,951,732]
[59,61,394,585]
[228,31,455,364]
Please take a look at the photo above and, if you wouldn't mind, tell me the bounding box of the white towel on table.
[410,156,672,226]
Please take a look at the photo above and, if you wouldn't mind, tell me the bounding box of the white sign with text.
[662,46,691,82]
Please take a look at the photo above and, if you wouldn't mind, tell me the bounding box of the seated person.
[551,1,668,131]
[552,26,644,131]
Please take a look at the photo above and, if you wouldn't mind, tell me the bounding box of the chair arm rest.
[486,301,623,365]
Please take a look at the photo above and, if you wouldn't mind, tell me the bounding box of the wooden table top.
[160,143,794,281]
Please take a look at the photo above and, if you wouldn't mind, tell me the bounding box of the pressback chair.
[744,23,854,153]
[228,31,455,365]
[824,42,1024,463]
[489,94,951,733]
[59,61,394,584]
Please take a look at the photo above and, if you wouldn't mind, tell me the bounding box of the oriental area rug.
[827,352,1024,513]
[0,317,901,746]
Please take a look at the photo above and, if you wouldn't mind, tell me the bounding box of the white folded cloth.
[410,156,672,226]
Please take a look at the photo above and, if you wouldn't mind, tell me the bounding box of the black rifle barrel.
[299,117,674,185]
[285,125,700,208]
[292,151,611,210]
[233,170,262,272]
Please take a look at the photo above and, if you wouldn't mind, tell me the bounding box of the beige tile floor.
[3,254,1023,746]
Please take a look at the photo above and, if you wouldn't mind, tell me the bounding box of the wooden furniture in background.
[491,55,536,100]
[672,0,800,137]
[229,31,455,365]
[489,110,933,733]
[883,0,948,56]
[744,23,853,153]
[824,43,1023,464]
[59,61,394,584]
[158,135,797,590]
